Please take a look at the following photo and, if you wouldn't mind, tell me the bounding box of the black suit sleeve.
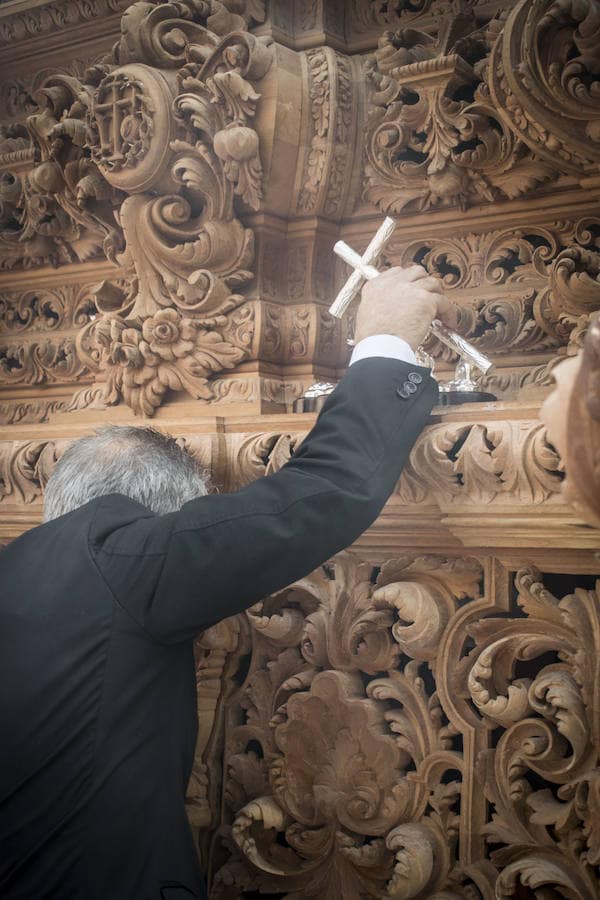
[89,358,437,642]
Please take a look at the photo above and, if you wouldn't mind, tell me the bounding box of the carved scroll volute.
[463,567,600,897]
[85,31,272,322]
[112,0,265,69]
[541,311,600,529]
[73,9,273,416]
[489,0,600,176]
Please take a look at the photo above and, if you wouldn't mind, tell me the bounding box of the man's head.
[43,425,208,522]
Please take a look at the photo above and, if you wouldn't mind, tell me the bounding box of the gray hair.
[43,425,209,521]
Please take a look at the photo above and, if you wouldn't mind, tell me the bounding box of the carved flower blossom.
[81,309,245,416]
[141,309,196,362]
[108,322,144,368]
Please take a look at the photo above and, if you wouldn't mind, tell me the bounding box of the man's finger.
[435,296,460,330]
[418,276,443,294]
[399,264,429,283]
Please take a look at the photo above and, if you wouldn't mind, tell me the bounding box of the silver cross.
[329,217,493,376]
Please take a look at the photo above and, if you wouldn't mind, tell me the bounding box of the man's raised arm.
[89,266,455,642]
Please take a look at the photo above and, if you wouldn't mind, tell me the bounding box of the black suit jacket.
[0,358,437,899]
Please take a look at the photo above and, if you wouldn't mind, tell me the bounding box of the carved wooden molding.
[294,46,358,219]
[2,211,598,409]
[0,0,130,50]
[0,276,351,409]
[0,410,570,521]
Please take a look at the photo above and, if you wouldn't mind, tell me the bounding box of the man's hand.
[354,265,458,350]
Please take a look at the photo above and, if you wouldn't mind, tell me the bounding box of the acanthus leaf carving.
[388,219,600,366]
[0,0,131,50]
[0,336,89,387]
[462,567,600,896]
[0,439,64,504]
[209,552,472,898]
[364,2,600,216]
[0,71,124,271]
[489,0,600,174]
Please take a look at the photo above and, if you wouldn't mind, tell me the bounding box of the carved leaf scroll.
[365,1,600,215]
[489,0,600,173]
[190,543,600,899]
[462,567,600,896]
[386,218,600,366]
[0,439,64,504]
[206,553,475,899]
[0,75,123,271]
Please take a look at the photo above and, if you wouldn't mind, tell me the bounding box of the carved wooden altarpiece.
[1,0,600,896]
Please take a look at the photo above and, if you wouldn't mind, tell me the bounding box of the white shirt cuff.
[349,334,417,367]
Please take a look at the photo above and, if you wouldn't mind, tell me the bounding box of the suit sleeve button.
[397,387,410,399]
[408,372,423,384]
[406,381,418,394]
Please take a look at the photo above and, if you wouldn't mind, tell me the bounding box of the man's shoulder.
[2,494,154,559]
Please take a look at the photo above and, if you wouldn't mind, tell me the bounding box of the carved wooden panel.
[190,555,600,898]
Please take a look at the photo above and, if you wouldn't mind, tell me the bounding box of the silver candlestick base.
[292,382,336,413]
[415,352,497,405]
[437,361,496,406]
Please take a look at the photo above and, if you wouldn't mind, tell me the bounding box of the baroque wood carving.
[364,0,600,213]
[1,0,273,415]
[2,0,600,414]
[77,6,272,414]
[385,218,600,379]
[190,556,600,897]
[0,0,131,50]
[0,414,558,507]
[1,1,600,897]
[0,279,351,413]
